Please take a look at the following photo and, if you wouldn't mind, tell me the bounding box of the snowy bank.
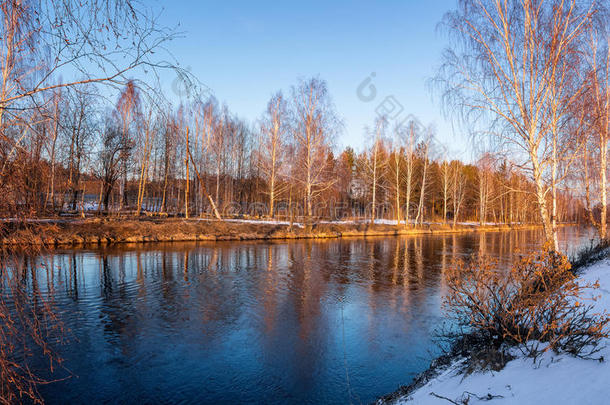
[383,255,610,405]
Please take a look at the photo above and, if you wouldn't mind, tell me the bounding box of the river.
[10,226,597,404]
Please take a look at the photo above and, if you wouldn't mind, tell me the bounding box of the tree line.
[0,0,606,243]
[1,75,584,228]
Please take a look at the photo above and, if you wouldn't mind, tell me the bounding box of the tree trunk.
[185,127,190,219]
[600,135,608,239]
[187,145,222,220]
[394,156,401,223]
[532,153,555,248]
[415,155,428,226]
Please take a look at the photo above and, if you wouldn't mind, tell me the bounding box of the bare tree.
[439,151,451,224]
[397,119,419,227]
[184,126,190,218]
[0,0,180,154]
[439,0,594,249]
[477,153,494,225]
[44,89,61,211]
[135,105,158,216]
[98,124,132,213]
[362,116,387,223]
[115,81,141,210]
[583,20,610,240]
[389,124,404,223]
[259,92,288,218]
[186,137,222,220]
[414,129,433,226]
[291,77,341,218]
[63,87,96,211]
[211,106,228,207]
[451,160,467,227]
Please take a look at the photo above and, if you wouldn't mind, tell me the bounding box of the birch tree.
[389,124,404,223]
[44,89,61,211]
[477,153,494,225]
[135,106,157,216]
[398,119,419,227]
[451,161,467,227]
[363,116,387,223]
[584,21,610,240]
[291,77,341,218]
[439,152,451,224]
[116,81,141,210]
[439,0,594,248]
[414,132,433,226]
[259,92,288,218]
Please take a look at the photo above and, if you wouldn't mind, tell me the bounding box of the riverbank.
[0,218,558,247]
[378,250,610,405]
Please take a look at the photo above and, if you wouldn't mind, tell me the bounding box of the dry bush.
[0,252,66,404]
[444,247,610,367]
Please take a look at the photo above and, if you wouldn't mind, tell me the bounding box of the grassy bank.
[0,218,559,247]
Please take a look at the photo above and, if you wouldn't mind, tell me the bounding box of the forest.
[0,0,608,248]
[5,77,584,224]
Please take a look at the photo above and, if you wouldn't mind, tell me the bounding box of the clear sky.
[157,0,469,158]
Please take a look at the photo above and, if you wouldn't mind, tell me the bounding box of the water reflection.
[6,226,594,404]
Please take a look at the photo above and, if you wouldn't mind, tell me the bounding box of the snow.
[221,218,401,227]
[320,219,506,226]
[318,219,406,225]
[220,218,305,228]
[374,219,401,225]
[458,221,501,226]
[394,256,610,405]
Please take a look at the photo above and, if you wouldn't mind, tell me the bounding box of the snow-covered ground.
[319,219,504,226]
[394,256,610,404]
[318,219,417,225]
[220,218,305,228]
[457,221,502,226]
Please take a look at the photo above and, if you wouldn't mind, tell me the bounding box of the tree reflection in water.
[8,226,596,404]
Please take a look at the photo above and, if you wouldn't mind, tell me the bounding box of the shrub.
[443,247,610,368]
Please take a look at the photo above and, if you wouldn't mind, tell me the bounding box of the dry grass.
[0,218,547,247]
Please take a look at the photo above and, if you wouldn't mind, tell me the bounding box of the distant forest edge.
[0,0,608,248]
[0,78,594,228]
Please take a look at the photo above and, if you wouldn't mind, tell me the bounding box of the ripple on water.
[7,226,597,404]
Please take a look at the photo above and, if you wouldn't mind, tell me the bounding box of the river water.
[14,226,596,404]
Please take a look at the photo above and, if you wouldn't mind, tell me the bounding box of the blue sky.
[157,0,468,158]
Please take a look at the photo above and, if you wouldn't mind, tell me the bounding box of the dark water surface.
[19,227,595,404]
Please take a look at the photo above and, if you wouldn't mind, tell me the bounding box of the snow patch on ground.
[396,257,610,405]
[220,219,305,228]
[457,221,501,226]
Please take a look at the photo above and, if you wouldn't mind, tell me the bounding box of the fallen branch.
[430,390,504,404]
